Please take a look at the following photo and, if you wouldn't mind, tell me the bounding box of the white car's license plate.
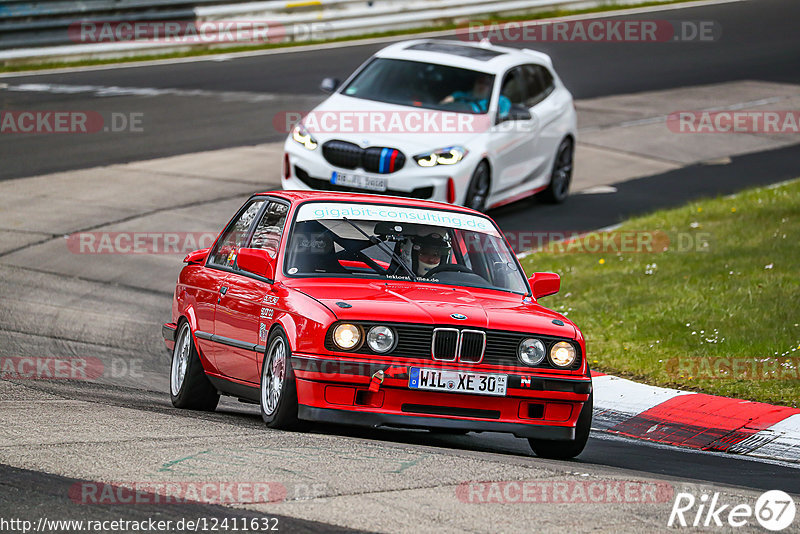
[409,367,507,397]
[331,171,387,192]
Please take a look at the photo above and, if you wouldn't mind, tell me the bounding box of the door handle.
[220,286,228,295]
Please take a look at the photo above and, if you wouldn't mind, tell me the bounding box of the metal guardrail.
[0,0,677,63]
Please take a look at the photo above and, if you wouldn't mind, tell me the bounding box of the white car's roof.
[374,39,553,74]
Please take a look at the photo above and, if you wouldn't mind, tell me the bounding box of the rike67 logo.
[668,490,796,531]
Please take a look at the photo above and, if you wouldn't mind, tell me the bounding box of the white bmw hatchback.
[282,39,577,211]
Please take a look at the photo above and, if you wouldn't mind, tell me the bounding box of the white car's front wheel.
[464,161,491,212]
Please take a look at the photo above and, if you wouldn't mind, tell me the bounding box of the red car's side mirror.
[184,248,210,265]
[237,248,276,281]
[528,272,560,299]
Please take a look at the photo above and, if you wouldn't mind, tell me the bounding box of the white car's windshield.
[341,58,495,114]
[284,202,529,294]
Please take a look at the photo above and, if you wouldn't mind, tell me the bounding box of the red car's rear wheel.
[170,321,219,411]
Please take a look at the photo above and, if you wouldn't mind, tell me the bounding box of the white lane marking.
[0,0,745,78]
[2,82,308,103]
[576,185,618,194]
[724,177,800,199]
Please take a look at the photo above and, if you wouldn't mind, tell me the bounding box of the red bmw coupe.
[162,191,592,458]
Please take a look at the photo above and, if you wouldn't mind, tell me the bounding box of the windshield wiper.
[341,217,418,282]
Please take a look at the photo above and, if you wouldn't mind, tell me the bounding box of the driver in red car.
[412,233,451,277]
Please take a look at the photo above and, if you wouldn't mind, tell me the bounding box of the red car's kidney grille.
[432,329,459,361]
[459,331,486,363]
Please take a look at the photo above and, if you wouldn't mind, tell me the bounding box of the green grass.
[0,0,700,72]
[519,179,800,407]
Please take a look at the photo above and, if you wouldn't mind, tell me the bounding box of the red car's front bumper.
[292,353,591,440]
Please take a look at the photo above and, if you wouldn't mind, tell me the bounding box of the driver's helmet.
[412,232,451,277]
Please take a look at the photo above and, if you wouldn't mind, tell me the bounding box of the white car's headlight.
[549,341,577,368]
[414,146,468,167]
[292,124,318,151]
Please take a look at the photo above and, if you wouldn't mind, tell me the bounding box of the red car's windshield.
[283,201,529,294]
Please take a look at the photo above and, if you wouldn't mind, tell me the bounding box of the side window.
[524,65,555,107]
[500,67,526,107]
[249,201,289,259]
[208,200,265,268]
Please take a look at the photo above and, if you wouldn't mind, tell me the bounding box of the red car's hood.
[285,279,576,338]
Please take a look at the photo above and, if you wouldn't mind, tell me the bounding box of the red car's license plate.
[409,367,507,396]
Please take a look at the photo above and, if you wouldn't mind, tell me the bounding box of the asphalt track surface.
[1,0,800,531]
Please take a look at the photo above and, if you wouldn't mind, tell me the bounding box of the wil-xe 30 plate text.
[409,367,507,396]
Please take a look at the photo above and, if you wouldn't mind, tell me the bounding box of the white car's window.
[285,202,529,294]
[500,67,527,107]
[342,58,496,114]
[523,64,555,107]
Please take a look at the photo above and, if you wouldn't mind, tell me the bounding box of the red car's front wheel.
[260,329,300,429]
[528,391,592,460]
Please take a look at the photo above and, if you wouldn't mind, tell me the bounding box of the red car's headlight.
[549,341,577,368]
[366,326,396,353]
[333,323,361,350]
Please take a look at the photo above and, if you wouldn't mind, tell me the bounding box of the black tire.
[260,328,300,429]
[539,138,574,204]
[170,320,220,411]
[528,392,592,460]
[464,161,491,212]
